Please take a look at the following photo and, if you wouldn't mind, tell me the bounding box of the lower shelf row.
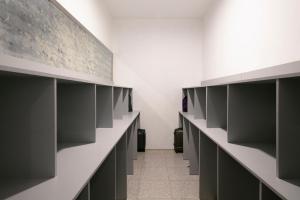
[76,132,129,200]
[181,117,282,200]
[200,133,281,200]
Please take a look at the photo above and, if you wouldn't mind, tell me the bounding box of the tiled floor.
[127,150,199,200]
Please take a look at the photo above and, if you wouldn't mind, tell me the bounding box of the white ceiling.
[103,0,214,19]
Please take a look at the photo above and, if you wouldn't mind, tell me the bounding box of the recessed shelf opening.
[200,132,217,200]
[183,118,190,160]
[114,87,125,119]
[228,82,276,158]
[90,148,116,200]
[116,133,127,200]
[189,122,200,175]
[260,182,282,200]
[179,114,183,128]
[277,78,300,179]
[194,87,206,119]
[0,75,56,199]
[207,85,228,130]
[122,88,129,115]
[57,81,96,150]
[218,148,260,200]
[182,89,188,112]
[96,85,113,128]
[187,88,195,115]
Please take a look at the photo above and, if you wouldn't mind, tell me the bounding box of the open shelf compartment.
[207,85,227,130]
[194,87,206,119]
[277,78,300,179]
[218,147,260,200]
[200,132,217,200]
[132,117,139,160]
[0,74,56,199]
[189,122,200,175]
[114,87,123,119]
[179,113,183,128]
[90,147,116,200]
[228,81,276,157]
[182,89,188,112]
[96,85,113,128]
[57,80,96,148]
[183,118,190,160]
[116,133,127,200]
[122,88,129,115]
[187,88,195,115]
[127,121,137,175]
[260,182,282,200]
[114,87,131,119]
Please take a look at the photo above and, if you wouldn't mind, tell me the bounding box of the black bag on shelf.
[174,128,183,153]
[182,96,188,112]
[138,129,146,152]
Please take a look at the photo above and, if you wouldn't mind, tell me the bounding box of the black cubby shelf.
[0,55,140,200]
[179,60,300,200]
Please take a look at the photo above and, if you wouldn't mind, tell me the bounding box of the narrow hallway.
[127,150,199,200]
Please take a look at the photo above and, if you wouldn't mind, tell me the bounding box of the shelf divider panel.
[96,86,113,128]
[200,132,217,200]
[194,87,206,119]
[57,82,96,144]
[90,148,116,200]
[207,86,227,130]
[277,78,300,179]
[218,148,259,200]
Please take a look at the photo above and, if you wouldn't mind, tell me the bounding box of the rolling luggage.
[138,129,146,152]
[174,128,183,153]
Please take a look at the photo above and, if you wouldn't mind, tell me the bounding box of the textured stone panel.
[0,0,113,82]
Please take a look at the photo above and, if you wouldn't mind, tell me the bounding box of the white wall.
[202,0,300,80]
[113,19,203,149]
[56,0,113,49]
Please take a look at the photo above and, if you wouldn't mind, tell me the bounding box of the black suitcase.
[174,128,183,153]
[138,129,146,152]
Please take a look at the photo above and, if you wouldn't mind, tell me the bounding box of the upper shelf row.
[182,77,300,180]
[0,71,132,185]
